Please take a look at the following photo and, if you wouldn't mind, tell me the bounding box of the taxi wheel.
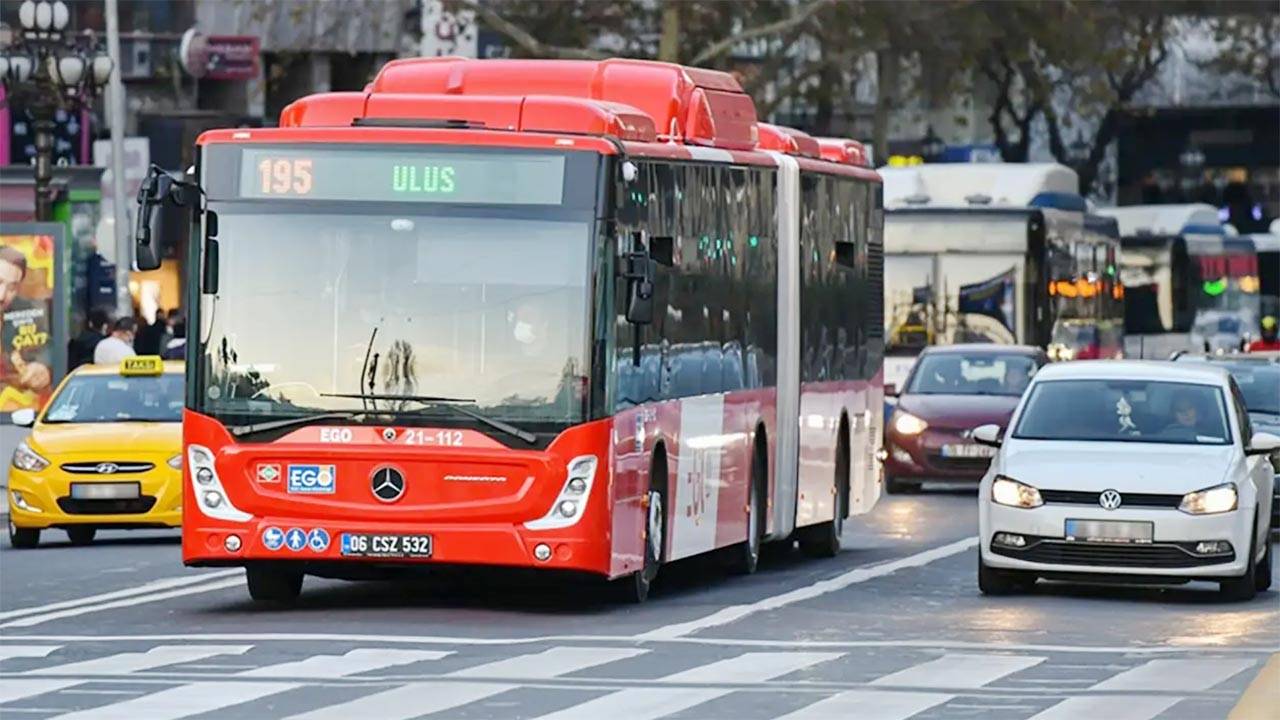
[66,527,97,546]
[246,566,304,605]
[8,522,39,549]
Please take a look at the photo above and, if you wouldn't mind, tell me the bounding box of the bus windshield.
[198,206,594,428]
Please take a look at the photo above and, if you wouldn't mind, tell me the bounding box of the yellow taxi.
[7,356,183,548]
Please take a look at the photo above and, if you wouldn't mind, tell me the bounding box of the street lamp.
[920,125,945,162]
[0,0,113,221]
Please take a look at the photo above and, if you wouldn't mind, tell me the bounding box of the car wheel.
[978,552,1033,595]
[66,527,97,546]
[885,475,920,495]
[246,566,304,605]
[1253,531,1272,592]
[1219,511,1259,602]
[800,431,849,559]
[8,522,39,549]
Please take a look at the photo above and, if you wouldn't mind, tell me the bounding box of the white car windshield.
[1013,379,1232,445]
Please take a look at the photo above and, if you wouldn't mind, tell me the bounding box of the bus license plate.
[70,482,140,499]
[340,533,433,558]
[1065,519,1153,544]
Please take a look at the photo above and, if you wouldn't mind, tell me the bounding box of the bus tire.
[620,450,668,604]
[8,522,39,549]
[66,527,97,546]
[729,435,767,575]
[799,423,849,558]
[246,565,304,605]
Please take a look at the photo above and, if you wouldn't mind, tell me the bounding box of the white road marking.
[4,633,1277,655]
[0,571,240,621]
[775,690,951,720]
[47,681,298,720]
[30,645,253,676]
[1026,695,1183,720]
[0,578,244,629]
[238,649,449,678]
[869,653,1045,689]
[530,652,841,720]
[0,646,61,661]
[0,679,82,704]
[637,537,980,640]
[282,647,645,720]
[1090,658,1257,692]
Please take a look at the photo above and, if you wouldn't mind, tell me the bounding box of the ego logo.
[287,464,336,494]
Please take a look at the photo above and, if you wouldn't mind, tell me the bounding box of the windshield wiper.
[320,392,538,445]
[230,411,368,438]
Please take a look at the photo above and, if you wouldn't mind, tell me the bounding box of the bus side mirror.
[134,168,172,271]
[625,251,656,325]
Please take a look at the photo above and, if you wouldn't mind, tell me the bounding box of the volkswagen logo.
[1099,489,1123,510]
[370,466,406,503]
[95,463,119,475]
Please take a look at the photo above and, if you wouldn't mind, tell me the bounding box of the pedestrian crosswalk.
[0,640,1266,719]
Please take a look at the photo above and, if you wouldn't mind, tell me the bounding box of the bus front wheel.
[246,565,304,606]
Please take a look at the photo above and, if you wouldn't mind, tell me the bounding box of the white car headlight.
[12,441,49,472]
[167,454,183,470]
[1179,483,1237,515]
[991,475,1043,509]
[893,411,928,435]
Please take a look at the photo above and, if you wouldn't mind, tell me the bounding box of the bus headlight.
[992,476,1043,509]
[1179,483,1237,515]
[187,444,252,522]
[893,411,928,435]
[525,455,598,531]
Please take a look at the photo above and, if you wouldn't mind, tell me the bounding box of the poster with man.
[0,224,66,417]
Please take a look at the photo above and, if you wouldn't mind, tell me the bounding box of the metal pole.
[32,118,53,221]
[105,0,131,318]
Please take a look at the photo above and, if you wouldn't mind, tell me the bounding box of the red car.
[884,344,1048,493]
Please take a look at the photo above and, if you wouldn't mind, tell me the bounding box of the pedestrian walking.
[93,317,138,364]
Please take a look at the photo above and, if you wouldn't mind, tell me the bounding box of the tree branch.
[453,0,608,60]
[690,0,836,66]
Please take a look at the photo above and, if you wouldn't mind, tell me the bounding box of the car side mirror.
[10,408,36,427]
[971,424,1003,448]
[884,383,898,397]
[1246,431,1280,456]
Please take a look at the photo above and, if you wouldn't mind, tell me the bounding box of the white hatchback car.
[975,361,1278,601]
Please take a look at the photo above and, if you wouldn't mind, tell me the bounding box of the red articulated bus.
[149,57,885,603]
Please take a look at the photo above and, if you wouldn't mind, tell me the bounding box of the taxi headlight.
[893,411,928,436]
[12,441,49,472]
[991,475,1043,509]
[1179,483,1237,515]
[167,454,183,470]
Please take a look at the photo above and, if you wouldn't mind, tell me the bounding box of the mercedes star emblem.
[371,466,406,502]
[1099,489,1122,511]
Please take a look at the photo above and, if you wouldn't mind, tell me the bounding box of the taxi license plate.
[340,533,432,558]
[1065,519,1153,544]
[940,444,996,458]
[70,482,140,500]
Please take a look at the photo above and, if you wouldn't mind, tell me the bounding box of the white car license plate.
[1065,519,1153,544]
[940,443,996,458]
[340,533,433,558]
[70,482,140,500]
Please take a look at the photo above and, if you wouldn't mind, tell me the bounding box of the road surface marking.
[237,649,449,678]
[0,679,82,704]
[1026,695,1183,720]
[869,653,1045,689]
[282,647,646,720]
[0,571,240,622]
[30,645,253,676]
[774,690,951,720]
[46,681,298,720]
[1230,652,1280,719]
[530,651,842,720]
[1092,658,1256,692]
[0,646,61,661]
[0,578,243,630]
[637,537,979,640]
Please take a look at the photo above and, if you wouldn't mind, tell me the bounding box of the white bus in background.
[1099,204,1262,357]
[879,163,1124,390]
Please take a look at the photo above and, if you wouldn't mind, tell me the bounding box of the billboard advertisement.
[0,223,67,417]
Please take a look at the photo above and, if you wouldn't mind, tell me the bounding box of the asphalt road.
[1,488,1276,720]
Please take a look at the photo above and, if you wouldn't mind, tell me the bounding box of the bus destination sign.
[238,149,565,205]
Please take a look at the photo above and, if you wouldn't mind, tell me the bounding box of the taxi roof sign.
[120,356,165,376]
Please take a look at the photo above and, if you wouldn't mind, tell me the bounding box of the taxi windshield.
[1013,379,1231,445]
[42,373,183,424]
